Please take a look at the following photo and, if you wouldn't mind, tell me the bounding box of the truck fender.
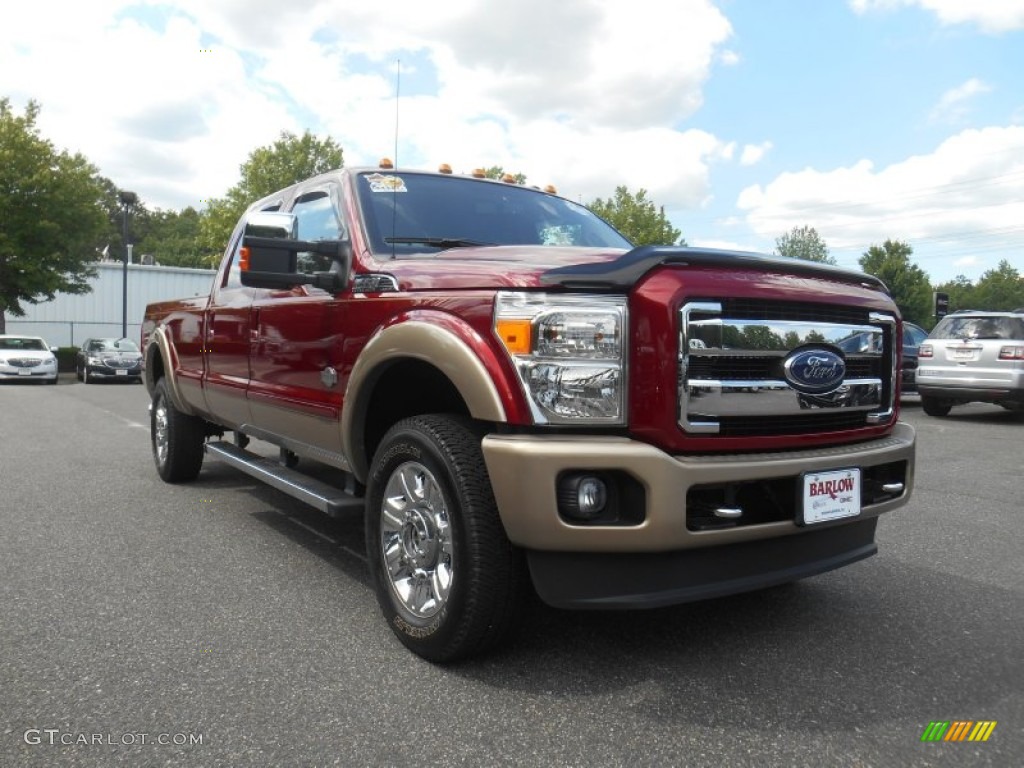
[342,316,509,481]
[145,326,195,416]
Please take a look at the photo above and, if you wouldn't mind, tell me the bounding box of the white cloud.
[930,78,993,124]
[740,141,773,166]
[1,0,736,211]
[849,0,1024,33]
[736,125,1024,261]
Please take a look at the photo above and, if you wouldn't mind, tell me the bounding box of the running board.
[205,441,364,517]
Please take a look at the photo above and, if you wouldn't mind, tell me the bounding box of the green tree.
[198,130,344,263]
[934,274,977,314]
[588,186,684,246]
[0,98,109,333]
[774,225,835,264]
[971,260,1024,310]
[858,239,933,326]
[94,175,149,263]
[482,166,527,185]
[139,207,206,268]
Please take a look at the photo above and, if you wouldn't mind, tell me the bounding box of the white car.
[0,335,59,384]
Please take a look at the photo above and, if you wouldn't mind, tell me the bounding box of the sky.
[2,0,1022,285]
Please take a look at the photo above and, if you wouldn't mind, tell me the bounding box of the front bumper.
[0,367,57,381]
[528,517,878,609]
[482,421,915,553]
[84,363,143,379]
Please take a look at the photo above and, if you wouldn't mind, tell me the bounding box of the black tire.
[82,367,89,384]
[366,415,525,663]
[921,396,952,417]
[150,377,206,482]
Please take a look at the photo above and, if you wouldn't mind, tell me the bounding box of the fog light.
[577,477,607,515]
[558,473,608,521]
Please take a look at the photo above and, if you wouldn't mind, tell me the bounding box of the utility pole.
[119,190,138,339]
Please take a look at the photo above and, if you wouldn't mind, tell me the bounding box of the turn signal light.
[496,318,532,355]
[239,246,251,271]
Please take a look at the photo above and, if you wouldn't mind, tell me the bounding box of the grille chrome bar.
[679,301,897,436]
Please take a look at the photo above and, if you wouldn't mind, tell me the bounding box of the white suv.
[915,310,1024,417]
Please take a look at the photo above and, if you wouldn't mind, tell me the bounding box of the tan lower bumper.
[482,422,916,553]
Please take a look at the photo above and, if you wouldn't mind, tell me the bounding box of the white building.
[6,262,216,348]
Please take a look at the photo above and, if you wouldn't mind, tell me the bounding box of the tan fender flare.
[145,326,195,416]
[342,319,508,481]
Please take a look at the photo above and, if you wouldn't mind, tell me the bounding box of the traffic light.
[934,291,949,318]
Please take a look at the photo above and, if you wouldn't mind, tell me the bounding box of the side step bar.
[205,441,364,517]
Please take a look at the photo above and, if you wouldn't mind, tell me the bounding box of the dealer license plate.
[801,468,861,525]
[116,369,128,376]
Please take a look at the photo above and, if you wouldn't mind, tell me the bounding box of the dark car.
[76,338,144,383]
[836,322,928,398]
[900,322,929,396]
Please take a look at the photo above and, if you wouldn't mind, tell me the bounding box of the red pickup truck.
[142,164,916,661]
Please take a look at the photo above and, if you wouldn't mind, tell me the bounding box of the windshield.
[101,339,139,352]
[355,171,632,256]
[931,315,1024,341]
[0,337,47,351]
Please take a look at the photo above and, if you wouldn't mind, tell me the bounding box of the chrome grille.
[8,358,42,368]
[679,301,897,436]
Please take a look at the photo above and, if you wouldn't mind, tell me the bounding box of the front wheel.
[366,415,525,663]
[921,396,952,417]
[151,378,206,482]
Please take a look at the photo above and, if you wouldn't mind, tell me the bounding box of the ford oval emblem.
[783,346,846,395]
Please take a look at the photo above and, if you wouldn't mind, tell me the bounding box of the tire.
[366,415,525,663]
[151,377,206,482]
[921,396,952,417]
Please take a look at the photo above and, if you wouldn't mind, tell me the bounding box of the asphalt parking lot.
[1,378,1021,767]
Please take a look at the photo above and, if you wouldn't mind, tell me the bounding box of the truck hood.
[370,244,887,294]
[371,246,629,290]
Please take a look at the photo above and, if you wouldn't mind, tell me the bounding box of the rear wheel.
[921,396,952,417]
[366,415,525,663]
[151,378,206,482]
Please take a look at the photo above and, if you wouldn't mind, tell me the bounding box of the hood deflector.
[539,245,888,293]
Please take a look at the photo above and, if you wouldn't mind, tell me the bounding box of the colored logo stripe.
[968,722,997,742]
[920,721,997,742]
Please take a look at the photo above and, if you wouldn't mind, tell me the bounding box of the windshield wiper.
[384,236,495,250]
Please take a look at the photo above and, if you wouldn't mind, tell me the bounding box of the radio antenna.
[394,58,401,169]
[391,59,400,259]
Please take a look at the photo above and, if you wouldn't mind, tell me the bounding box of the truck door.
[247,185,347,456]
[203,231,256,429]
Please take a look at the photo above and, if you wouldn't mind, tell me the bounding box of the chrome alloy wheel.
[153,398,170,467]
[380,461,453,619]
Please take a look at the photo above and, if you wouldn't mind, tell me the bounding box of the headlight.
[495,292,627,425]
[88,356,101,365]
[44,357,56,367]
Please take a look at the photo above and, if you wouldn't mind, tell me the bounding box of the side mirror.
[239,212,351,291]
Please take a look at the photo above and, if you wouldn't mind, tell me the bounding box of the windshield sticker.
[365,174,408,193]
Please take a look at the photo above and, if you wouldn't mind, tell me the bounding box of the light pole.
[119,190,137,339]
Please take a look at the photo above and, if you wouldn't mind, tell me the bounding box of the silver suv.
[915,310,1024,416]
